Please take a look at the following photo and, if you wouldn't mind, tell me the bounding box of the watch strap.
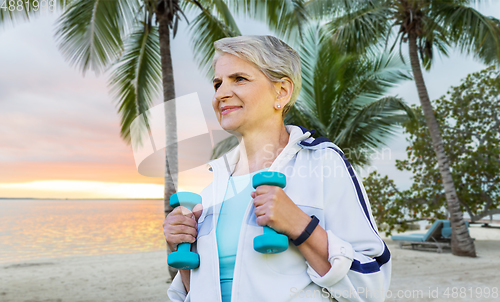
[291,215,319,246]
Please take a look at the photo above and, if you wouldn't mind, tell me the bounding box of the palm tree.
[211,22,415,170]
[53,0,228,280]
[52,0,310,205]
[1,0,237,279]
[1,0,312,279]
[185,0,311,79]
[309,0,500,257]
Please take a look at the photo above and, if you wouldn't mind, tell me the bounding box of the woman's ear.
[275,77,293,107]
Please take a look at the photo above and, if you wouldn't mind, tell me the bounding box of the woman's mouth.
[221,106,241,115]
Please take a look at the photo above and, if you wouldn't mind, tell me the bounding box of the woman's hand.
[163,204,204,252]
[251,186,311,240]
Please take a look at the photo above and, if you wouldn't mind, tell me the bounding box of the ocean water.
[0,199,167,263]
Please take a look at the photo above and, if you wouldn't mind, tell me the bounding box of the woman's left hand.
[251,186,311,240]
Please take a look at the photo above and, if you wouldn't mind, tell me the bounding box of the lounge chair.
[391,220,470,253]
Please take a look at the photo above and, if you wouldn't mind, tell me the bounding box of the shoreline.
[1,226,499,302]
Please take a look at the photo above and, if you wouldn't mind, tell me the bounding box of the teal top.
[216,167,269,302]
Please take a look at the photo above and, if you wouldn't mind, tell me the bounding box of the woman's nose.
[214,82,233,101]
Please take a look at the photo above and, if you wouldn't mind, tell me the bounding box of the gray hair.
[212,35,302,118]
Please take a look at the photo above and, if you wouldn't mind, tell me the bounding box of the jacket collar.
[208,125,314,175]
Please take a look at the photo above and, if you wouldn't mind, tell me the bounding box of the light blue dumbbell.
[252,171,289,254]
[167,192,201,269]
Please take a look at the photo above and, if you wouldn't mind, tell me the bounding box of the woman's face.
[212,53,280,134]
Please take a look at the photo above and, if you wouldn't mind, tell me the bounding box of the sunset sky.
[1,3,499,199]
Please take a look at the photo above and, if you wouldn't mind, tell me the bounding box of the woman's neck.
[232,123,290,176]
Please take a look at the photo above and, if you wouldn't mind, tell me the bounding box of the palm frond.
[296,22,366,136]
[414,12,451,70]
[187,2,241,80]
[353,52,412,102]
[212,0,240,31]
[304,0,382,20]
[285,101,329,134]
[54,0,134,75]
[303,0,338,21]
[180,0,205,15]
[433,1,500,65]
[337,96,414,144]
[283,21,412,167]
[335,96,414,166]
[224,0,309,47]
[0,0,72,29]
[323,0,391,55]
[108,23,162,145]
[294,22,322,120]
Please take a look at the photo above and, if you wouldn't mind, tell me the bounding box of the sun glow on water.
[0,180,165,199]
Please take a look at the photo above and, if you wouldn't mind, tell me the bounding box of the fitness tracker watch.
[291,215,319,246]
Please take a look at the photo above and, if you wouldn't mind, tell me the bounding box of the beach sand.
[1,225,499,302]
[382,225,500,301]
[0,251,172,302]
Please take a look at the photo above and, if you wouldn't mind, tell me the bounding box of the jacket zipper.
[208,129,309,301]
[230,141,304,301]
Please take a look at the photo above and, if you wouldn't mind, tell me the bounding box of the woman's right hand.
[163,204,204,252]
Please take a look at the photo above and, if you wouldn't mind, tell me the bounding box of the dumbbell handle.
[262,225,276,235]
[176,242,191,253]
[252,171,289,254]
[168,192,201,269]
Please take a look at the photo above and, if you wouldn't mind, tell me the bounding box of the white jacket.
[167,125,391,302]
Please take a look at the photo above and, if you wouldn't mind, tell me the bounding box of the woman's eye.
[214,77,245,90]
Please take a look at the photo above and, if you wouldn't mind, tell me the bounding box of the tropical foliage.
[309,0,500,257]
[309,0,500,64]
[0,0,318,278]
[182,0,311,79]
[4,0,499,258]
[365,66,500,235]
[211,22,415,167]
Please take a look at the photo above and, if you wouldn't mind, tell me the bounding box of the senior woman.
[164,35,391,302]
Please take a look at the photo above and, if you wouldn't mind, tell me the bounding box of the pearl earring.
[276,104,281,109]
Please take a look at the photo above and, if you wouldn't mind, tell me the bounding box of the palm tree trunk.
[408,33,476,257]
[157,5,179,280]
